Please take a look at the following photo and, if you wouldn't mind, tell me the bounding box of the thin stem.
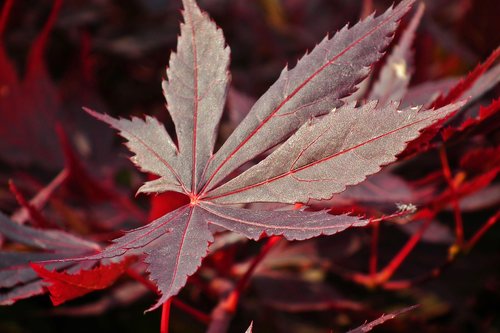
[466,210,500,250]
[0,0,14,36]
[206,236,282,333]
[161,299,172,333]
[369,221,380,277]
[27,0,64,69]
[376,218,432,283]
[225,236,282,314]
[172,298,210,325]
[126,268,158,293]
[439,146,464,246]
[382,257,455,290]
[8,180,52,228]
[384,210,500,288]
[234,236,281,299]
[11,168,69,224]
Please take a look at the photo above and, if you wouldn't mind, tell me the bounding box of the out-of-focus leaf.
[0,0,63,168]
[0,212,99,252]
[430,48,500,109]
[0,212,100,304]
[398,219,454,244]
[442,99,500,141]
[254,273,364,312]
[346,306,417,333]
[369,3,425,106]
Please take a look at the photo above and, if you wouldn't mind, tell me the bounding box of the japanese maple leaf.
[66,0,464,309]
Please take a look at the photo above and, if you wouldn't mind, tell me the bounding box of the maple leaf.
[30,258,133,306]
[54,0,468,310]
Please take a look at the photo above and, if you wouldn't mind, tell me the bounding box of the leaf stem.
[0,0,14,36]
[126,268,158,293]
[160,299,172,333]
[206,236,281,333]
[172,298,211,325]
[466,210,500,250]
[8,180,52,228]
[234,236,281,302]
[376,217,432,283]
[369,221,380,278]
[439,146,464,246]
[11,168,69,224]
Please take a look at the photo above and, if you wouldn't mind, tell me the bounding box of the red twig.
[172,298,210,325]
[160,299,172,333]
[382,257,455,290]
[369,221,380,278]
[126,268,158,293]
[225,236,282,312]
[11,168,69,224]
[466,210,500,250]
[27,0,64,70]
[206,236,282,333]
[231,236,282,308]
[439,146,464,246]
[377,218,432,282]
[0,0,14,36]
[8,180,53,228]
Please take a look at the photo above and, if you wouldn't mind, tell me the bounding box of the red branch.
[377,218,432,282]
[0,0,14,36]
[8,180,52,228]
[439,146,464,246]
[369,221,380,278]
[466,210,500,250]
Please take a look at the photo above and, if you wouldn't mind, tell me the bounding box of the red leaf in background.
[31,258,133,306]
[0,0,63,168]
[401,48,500,156]
[0,0,113,170]
[433,168,499,209]
[430,48,500,109]
[459,146,500,176]
[442,98,500,141]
